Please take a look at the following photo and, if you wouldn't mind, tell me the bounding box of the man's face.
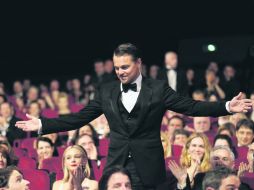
[164,52,178,69]
[194,117,211,133]
[8,170,30,190]
[236,126,254,146]
[77,135,94,156]
[174,134,188,146]
[168,118,184,131]
[211,149,234,169]
[105,60,114,73]
[107,172,132,190]
[218,175,240,190]
[0,103,12,118]
[224,66,235,79]
[113,55,141,84]
[13,81,23,94]
[94,62,105,75]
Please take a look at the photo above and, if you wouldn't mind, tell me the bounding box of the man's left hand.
[229,92,253,113]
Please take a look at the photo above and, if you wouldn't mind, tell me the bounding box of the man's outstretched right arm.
[16,93,103,135]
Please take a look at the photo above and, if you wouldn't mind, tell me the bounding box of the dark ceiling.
[1,1,254,86]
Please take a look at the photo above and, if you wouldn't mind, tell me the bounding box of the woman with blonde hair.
[168,133,211,189]
[161,132,171,158]
[53,145,98,190]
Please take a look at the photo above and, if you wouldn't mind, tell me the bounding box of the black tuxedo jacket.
[41,78,229,186]
[6,116,27,146]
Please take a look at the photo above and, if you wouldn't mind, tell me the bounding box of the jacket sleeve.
[41,89,103,135]
[163,81,229,117]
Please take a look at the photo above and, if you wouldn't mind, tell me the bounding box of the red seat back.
[18,157,37,170]
[41,157,62,173]
[13,147,28,157]
[41,109,59,118]
[21,169,50,190]
[236,146,248,159]
[70,104,84,113]
[91,158,107,181]
[171,145,183,157]
[98,138,109,157]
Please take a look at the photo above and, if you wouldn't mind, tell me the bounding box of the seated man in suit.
[0,102,26,146]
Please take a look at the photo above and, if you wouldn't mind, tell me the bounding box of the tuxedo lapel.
[109,84,126,131]
[130,78,152,136]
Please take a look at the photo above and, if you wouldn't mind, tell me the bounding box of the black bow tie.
[122,83,137,93]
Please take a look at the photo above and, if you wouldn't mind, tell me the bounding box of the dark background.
[1,1,254,91]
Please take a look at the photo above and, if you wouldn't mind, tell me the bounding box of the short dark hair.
[236,119,254,133]
[217,122,235,137]
[75,134,94,145]
[168,115,185,127]
[114,43,141,61]
[99,166,132,190]
[213,134,232,148]
[0,146,12,167]
[36,137,54,148]
[172,129,190,142]
[202,167,237,190]
[75,123,99,146]
[0,166,21,188]
[213,134,237,158]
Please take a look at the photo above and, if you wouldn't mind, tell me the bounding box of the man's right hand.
[15,114,41,131]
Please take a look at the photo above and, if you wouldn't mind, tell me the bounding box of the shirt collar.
[120,74,142,92]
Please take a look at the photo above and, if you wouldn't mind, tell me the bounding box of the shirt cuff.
[226,101,232,113]
[37,119,42,135]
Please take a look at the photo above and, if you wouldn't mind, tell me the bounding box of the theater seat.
[13,147,27,157]
[91,157,107,181]
[236,146,248,159]
[41,108,59,118]
[41,157,62,174]
[21,169,50,190]
[171,144,183,157]
[18,157,37,170]
[98,138,109,157]
[70,103,84,113]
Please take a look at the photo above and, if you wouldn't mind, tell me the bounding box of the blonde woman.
[160,132,171,158]
[53,145,98,190]
[168,133,211,188]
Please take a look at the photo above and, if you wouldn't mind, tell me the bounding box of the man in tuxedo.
[16,43,252,190]
[0,102,26,145]
[158,51,188,96]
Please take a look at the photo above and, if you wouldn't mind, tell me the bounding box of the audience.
[53,145,98,190]
[1,51,254,189]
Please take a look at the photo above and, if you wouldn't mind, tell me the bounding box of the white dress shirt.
[167,68,177,91]
[120,74,142,113]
